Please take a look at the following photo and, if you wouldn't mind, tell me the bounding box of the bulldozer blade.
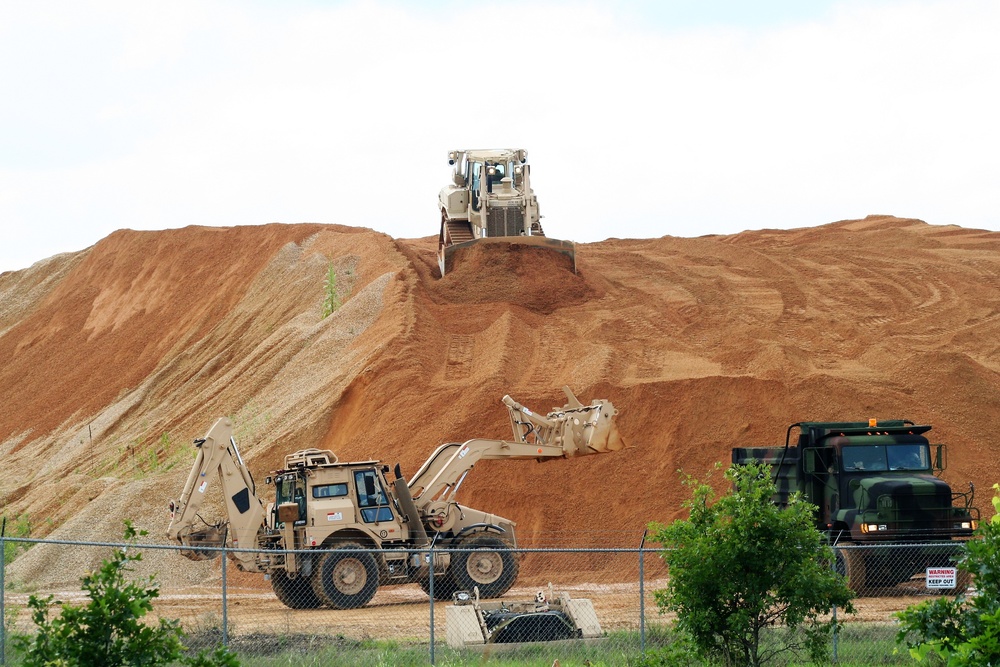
[440,236,576,277]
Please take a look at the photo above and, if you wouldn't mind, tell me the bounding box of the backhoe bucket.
[177,524,228,561]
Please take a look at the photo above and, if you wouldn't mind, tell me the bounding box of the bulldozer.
[167,387,623,609]
[437,148,576,276]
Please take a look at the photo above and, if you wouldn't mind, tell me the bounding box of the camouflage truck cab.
[733,420,979,591]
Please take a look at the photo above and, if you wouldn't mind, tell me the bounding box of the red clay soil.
[2,215,1000,588]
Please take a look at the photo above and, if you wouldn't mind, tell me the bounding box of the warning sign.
[926,567,957,589]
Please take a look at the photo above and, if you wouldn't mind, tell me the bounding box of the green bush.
[649,462,855,667]
[2,514,31,568]
[12,521,238,667]
[896,483,1000,665]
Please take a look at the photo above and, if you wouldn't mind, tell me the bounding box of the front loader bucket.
[178,524,228,561]
[439,236,576,277]
[561,399,625,456]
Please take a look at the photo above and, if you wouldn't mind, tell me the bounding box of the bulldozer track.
[444,334,474,381]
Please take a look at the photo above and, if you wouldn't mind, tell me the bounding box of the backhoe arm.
[406,387,623,504]
[166,417,266,569]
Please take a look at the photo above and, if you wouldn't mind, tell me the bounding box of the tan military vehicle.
[167,388,623,609]
[437,149,576,276]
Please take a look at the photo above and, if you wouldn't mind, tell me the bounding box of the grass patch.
[2,623,914,666]
[2,514,31,569]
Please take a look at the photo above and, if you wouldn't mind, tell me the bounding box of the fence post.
[221,545,228,648]
[831,553,838,663]
[1,516,6,667]
[639,529,647,654]
[428,547,435,666]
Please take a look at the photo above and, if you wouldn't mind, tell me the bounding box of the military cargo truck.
[733,420,979,591]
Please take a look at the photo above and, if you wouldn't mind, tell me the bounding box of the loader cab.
[353,467,401,528]
[273,473,307,526]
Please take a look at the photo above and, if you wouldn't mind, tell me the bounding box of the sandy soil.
[2,215,1000,597]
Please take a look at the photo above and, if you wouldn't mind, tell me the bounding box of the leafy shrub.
[13,521,238,667]
[649,462,854,667]
[896,483,1000,665]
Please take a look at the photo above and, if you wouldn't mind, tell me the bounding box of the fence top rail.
[0,535,971,554]
[1,536,663,555]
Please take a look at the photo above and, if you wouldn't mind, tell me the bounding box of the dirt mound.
[4,215,1000,589]
[431,241,598,314]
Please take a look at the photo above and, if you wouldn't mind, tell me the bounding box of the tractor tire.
[418,573,458,601]
[312,543,379,609]
[270,569,322,609]
[835,546,867,594]
[449,534,519,599]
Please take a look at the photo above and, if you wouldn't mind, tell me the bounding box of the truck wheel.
[270,570,322,609]
[418,573,458,601]
[835,546,867,594]
[312,543,379,609]
[450,534,519,599]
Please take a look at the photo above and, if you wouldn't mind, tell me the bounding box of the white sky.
[1,0,998,273]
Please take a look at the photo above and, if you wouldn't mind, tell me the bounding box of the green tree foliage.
[649,462,855,667]
[321,263,341,319]
[13,521,238,667]
[896,483,1000,665]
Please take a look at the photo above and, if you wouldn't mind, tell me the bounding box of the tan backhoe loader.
[167,387,623,609]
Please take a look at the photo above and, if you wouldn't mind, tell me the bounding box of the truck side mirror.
[265,476,273,485]
[934,445,946,471]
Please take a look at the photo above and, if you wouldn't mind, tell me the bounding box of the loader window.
[275,475,306,525]
[313,483,348,499]
[355,470,393,523]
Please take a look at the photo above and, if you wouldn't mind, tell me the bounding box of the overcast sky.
[2,0,998,273]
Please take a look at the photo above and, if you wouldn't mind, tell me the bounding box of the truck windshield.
[842,445,887,471]
[842,444,930,472]
[886,444,930,471]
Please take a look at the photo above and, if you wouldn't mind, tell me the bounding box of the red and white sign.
[926,567,957,589]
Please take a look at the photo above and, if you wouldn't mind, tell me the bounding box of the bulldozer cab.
[464,158,519,210]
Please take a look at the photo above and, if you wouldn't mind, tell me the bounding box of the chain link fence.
[0,533,972,665]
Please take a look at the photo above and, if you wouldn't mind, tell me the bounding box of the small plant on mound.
[896,483,1000,665]
[649,462,855,667]
[321,263,341,319]
[13,520,238,667]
